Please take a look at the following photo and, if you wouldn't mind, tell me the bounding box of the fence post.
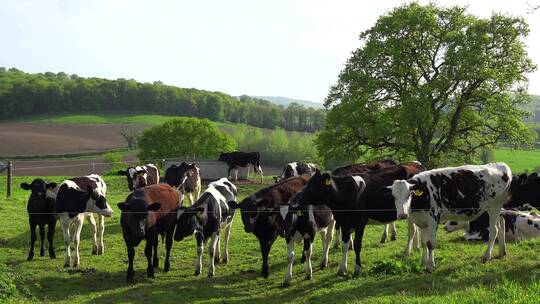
[7,161,12,198]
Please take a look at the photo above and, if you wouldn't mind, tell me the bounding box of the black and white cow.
[20,179,58,261]
[55,174,113,268]
[174,178,237,277]
[390,163,511,272]
[274,162,317,183]
[118,164,159,191]
[280,191,335,287]
[165,162,202,206]
[218,151,263,183]
[444,209,540,242]
[506,172,540,209]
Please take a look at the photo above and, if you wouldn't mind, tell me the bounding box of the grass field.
[492,148,540,173]
[1,176,540,303]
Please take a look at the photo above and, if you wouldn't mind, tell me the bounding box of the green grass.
[1,176,539,303]
[492,148,540,173]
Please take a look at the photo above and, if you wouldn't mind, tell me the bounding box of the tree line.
[0,67,325,132]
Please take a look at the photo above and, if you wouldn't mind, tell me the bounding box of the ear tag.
[325,179,332,186]
[413,189,423,196]
[296,211,303,217]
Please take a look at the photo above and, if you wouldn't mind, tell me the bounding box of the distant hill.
[251,96,324,109]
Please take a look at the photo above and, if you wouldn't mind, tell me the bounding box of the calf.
[174,178,237,277]
[390,163,511,272]
[218,151,263,183]
[55,174,113,268]
[280,192,334,287]
[118,164,159,191]
[230,175,310,278]
[118,183,181,282]
[444,209,540,242]
[165,162,202,205]
[274,162,317,183]
[20,179,58,261]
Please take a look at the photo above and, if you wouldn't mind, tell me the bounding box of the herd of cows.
[18,151,540,287]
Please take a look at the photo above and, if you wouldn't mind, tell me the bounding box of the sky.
[1,0,539,103]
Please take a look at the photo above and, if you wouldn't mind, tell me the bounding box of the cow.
[293,162,423,277]
[20,179,58,261]
[505,172,540,209]
[164,162,202,206]
[218,151,263,183]
[274,162,317,183]
[331,159,402,248]
[279,191,335,287]
[174,178,237,277]
[118,183,181,283]
[117,164,159,191]
[444,209,540,242]
[229,175,310,278]
[389,163,511,273]
[55,174,113,268]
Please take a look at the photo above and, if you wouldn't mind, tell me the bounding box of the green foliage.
[0,68,326,132]
[138,117,236,160]
[369,259,423,275]
[103,152,128,175]
[0,264,18,301]
[318,3,537,168]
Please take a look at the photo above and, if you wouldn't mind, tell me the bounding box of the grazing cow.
[230,175,310,278]
[218,151,263,183]
[280,192,335,287]
[293,162,423,277]
[331,159,402,247]
[165,162,202,206]
[274,162,318,183]
[444,209,540,242]
[389,163,511,273]
[20,179,58,261]
[175,178,237,277]
[118,164,159,191]
[118,183,181,283]
[55,174,113,268]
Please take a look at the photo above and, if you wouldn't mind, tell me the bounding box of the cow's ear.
[228,201,240,209]
[20,182,32,190]
[117,170,127,176]
[136,169,146,174]
[378,186,391,194]
[117,203,130,211]
[519,173,528,185]
[46,182,57,189]
[530,172,538,179]
[148,203,161,212]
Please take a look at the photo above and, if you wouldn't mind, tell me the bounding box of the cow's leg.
[235,168,239,182]
[420,220,437,273]
[152,234,159,269]
[27,220,37,261]
[208,233,219,277]
[61,220,71,268]
[304,237,314,280]
[404,219,417,257]
[39,224,46,257]
[338,230,351,276]
[497,215,507,258]
[126,244,135,283]
[258,165,264,183]
[47,220,56,259]
[481,209,501,263]
[195,233,204,276]
[259,237,275,278]
[380,224,389,243]
[164,226,174,272]
[320,223,333,269]
[390,222,397,241]
[222,222,232,264]
[282,239,295,287]
[413,224,421,250]
[333,225,341,249]
[72,215,84,268]
[353,223,367,277]
[87,213,98,255]
[214,234,221,264]
[97,215,105,255]
[144,234,154,278]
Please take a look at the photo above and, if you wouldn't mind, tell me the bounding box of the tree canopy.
[138,118,236,160]
[316,3,537,168]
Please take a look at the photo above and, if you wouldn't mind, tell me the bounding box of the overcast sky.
[1,0,539,103]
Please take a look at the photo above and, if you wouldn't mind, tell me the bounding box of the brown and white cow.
[118,183,181,283]
[118,164,159,191]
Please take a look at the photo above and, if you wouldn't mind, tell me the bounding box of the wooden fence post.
[7,161,12,198]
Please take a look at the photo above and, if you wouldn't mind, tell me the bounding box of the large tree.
[317,3,537,168]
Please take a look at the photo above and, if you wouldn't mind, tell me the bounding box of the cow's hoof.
[64,262,70,268]
[73,263,79,269]
[97,246,104,255]
[49,250,56,259]
[261,271,270,279]
[337,270,347,277]
[208,272,215,278]
[305,273,312,280]
[282,280,291,288]
[480,255,491,264]
[222,257,228,265]
[391,235,397,241]
[164,262,170,272]
[92,245,98,255]
[319,262,328,270]
[194,269,201,276]
[40,248,46,257]
[380,237,387,244]
[27,253,34,261]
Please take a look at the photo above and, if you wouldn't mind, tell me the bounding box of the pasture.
[1,176,540,303]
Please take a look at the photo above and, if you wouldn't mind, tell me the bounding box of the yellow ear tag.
[296,211,303,216]
[325,179,332,186]
[413,189,423,196]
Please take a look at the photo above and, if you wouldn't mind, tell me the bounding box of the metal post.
[7,161,12,198]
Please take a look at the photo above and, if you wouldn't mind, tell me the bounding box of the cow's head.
[294,170,336,208]
[86,186,113,217]
[118,167,148,191]
[20,179,57,203]
[507,173,540,209]
[217,153,227,162]
[166,162,197,189]
[390,179,428,219]
[174,206,204,241]
[118,200,161,240]
[443,220,469,233]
